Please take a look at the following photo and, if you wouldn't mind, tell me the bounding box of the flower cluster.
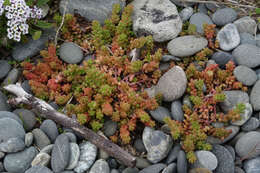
[0,0,43,41]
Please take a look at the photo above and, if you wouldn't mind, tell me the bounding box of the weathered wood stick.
[3,83,136,167]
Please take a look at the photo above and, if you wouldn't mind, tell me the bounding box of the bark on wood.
[4,83,136,167]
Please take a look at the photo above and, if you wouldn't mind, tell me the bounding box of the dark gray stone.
[0,60,11,79]
[13,109,36,131]
[162,163,176,173]
[211,51,235,68]
[0,137,25,153]
[131,0,182,42]
[3,68,20,85]
[166,144,181,164]
[64,132,77,143]
[21,80,32,94]
[4,146,37,173]
[139,163,166,173]
[233,44,260,68]
[177,150,187,173]
[250,80,260,111]
[179,7,193,21]
[189,13,213,34]
[244,157,260,173]
[60,0,125,25]
[212,145,234,173]
[135,157,151,169]
[212,8,237,26]
[170,0,194,7]
[59,42,83,64]
[0,162,4,172]
[40,119,59,143]
[0,111,22,125]
[25,165,53,173]
[0,92,11,111]
[32,128,51,150]
[235,167,245,173]
[103,120,117,137]
[234,65,257,86]
[193,151,218,171]
[241,117,259,132]
[240,33,257,45]
[134,138,146,153]
[149,106,171,123]
[51,134,70,172]
[122,167,139,173]
[198,3,208,14]
[171,100,184,121]
[225,145,235,161]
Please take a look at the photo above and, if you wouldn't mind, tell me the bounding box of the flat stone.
[0,92,11,111]
[103,120,117,137]
[142,127,172,163]
[179,7,193,21]
[198,3,208,14]
[0,137,25,153]
[4,146,37,173]
[166,144,181,164]
[240,32,257,45]
[3,68,20,86]
[212,145,234,173]
[244,157,260,173]
[149,106,171,123]
[170,0,195,7]
[135,157,151,169]
[139,163,166,173]
[74,141,97,173]
[212,8,237,26]
[241,117,259,132]
[162,163,176,173]
[66,143,80,170]
[189,168,212,173]
[0,60,11,79]
[217,23,240,51]
[235,131,260,159]
[177,150,187,173]
[40,144,54,154]
[59,42,83,64]
[155,66,187,102]
[171,100,184,121]
[60,0,125,25]
[234,65,257,86]
[122,167,139,173]
[89,159,110,173]
[234,16,257,35]
[250,80,260,111]
[32,128,51,150]
[31,152,51,167]
[225,145,235,161]
[51,134,70,172]
[193,151,218,171]
[64,132,77,143]
[131,0,182,42]
[0,111,23,125]
[21,80,32,94]
[134,138,146,153]
[40,119,59,143]
[13,109,36,131]
[167,35,208,57]
[25,165,53,173]
[189,13,213,34]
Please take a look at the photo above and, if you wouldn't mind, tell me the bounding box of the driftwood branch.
[3,83,136,167]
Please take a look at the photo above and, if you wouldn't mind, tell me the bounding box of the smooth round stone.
[241,117,259,132]
[89,159,109,173]
[40,119,59,143]
[235,167,245,173]
[0,92,11,111]
[250,80,260,111]
[12,30,55,61]
[25,166,53,173]
[32,128,51,150]
[235,131,260,159]
[225,145,235,161]
[159,63,170,71]
[231,103,252,126]
[74,141,97,173]
[240,33,257,45]
[0,137,25,153]
[64,132,77,143]
[139,163,166,173]
[171,100,184,122]
[212,145,234,173]
[217,23,240,51]
[220,90,249,113]
[177,150,187,173]
[161,55,181,62]
[198,3,208,14]
[155,66,187,102]
[66,143,80,170]
[111,169,119,173]
[162,163,176,173]
[21,80,32,94]
[3,68,20,86]
[234,16,257,35]
[103,120,117,137]
[166,144,181,164]
[131,0,182,42]
[193,151,218,171]
[107,158,118,169]
[234,65,257,86]
[59,42,83,64]
[134,138,146,153]
[0,60,11,79]
[31,152,51,167]
[0,118,25,142]
[135,157,151,169]
[244,157,260,173]
[170,0,195,7]
[40,144,54,154]
[149,106,171,123]
[167,35,208,57]
[142,127,173,163]
[4,146,37,173]
[13,109,36,131]
[51,134,70,172]
[0,152,5,159]
[60,0,125,25]
[233,44,260,68]
[189,13,213,34]
[179,7,193,21]
[189,168,212,173]
[122,167,139,173]
[205,3,225,12]
[0,111,22,125]
[256,34,260,47]
[212,8,237,26]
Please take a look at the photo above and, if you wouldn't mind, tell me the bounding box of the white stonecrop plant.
[0,0,43,41]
